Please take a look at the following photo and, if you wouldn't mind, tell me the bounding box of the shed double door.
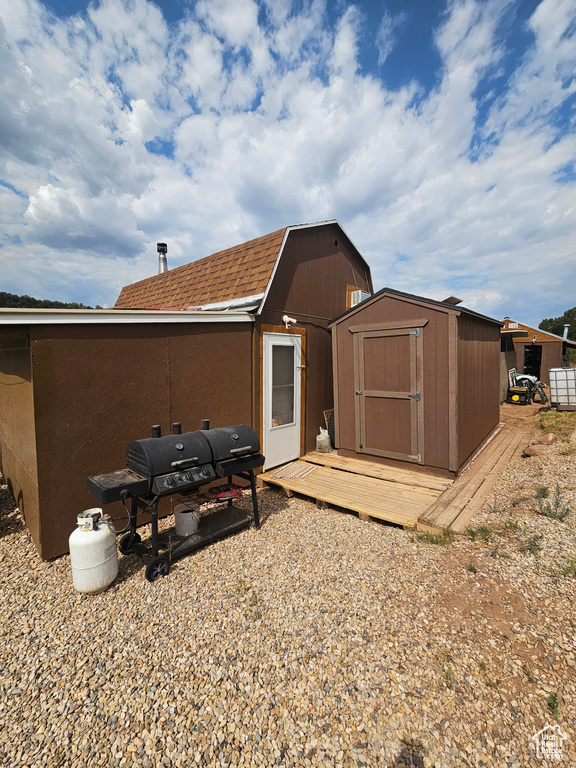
[353,326,423,463]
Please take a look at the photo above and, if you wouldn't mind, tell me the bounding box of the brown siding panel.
[0,329,40,552]
[26,323,252,559]
[457,316,501,467]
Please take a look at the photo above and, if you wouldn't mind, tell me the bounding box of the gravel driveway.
[1,406,575,767]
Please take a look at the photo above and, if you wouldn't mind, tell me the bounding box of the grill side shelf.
[87,469,149,505]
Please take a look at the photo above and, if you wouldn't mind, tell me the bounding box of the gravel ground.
[1,406,575,768]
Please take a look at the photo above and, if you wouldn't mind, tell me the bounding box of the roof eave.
[0,309,255,326]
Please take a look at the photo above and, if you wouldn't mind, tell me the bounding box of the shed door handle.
[356,390,363,395]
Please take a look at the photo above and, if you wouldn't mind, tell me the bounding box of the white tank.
[174,502,199,537]
[69,509,118,594]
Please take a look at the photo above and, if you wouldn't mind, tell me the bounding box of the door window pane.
[272,345,294,426]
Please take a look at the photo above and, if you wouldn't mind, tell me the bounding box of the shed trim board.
[348,319,429,334]
[447,312,459,473]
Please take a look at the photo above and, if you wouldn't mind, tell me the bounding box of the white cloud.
[376,9,406,66]
[0,0,574,325]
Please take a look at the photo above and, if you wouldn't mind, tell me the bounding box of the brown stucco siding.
[457,316,501,468]
[0,329,41,551]
[28,323,252,559]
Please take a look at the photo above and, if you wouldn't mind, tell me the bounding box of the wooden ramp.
[257,458,449,529]
[418,430,528,533]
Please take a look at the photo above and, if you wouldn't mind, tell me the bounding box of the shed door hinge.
[409,328,420,337]
[408,392,421,401]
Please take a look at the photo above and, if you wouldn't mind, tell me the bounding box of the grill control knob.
[165,476,175,487]
[201,467,208,476]
[183,471,192,481]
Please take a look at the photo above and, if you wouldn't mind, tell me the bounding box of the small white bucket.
[174,503,199,537]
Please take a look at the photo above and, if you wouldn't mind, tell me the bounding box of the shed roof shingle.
[115,227,287,309]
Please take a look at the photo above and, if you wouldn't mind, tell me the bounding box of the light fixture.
[282,314,297,329]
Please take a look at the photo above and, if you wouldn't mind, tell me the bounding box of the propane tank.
[69,508,118,594]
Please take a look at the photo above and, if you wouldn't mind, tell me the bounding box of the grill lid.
[126,431,212,477]
[202,425,260,463]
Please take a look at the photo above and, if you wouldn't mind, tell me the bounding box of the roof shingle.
[115,227,287,309]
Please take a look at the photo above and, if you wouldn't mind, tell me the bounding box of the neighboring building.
[331,288,502,475]
[501,318,576,387]
[0,221,372,558]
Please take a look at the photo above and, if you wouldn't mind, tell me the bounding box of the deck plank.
[260,430,527,533]
[419,432,528,531]
[259,462,441,527]
[302,451,453,492]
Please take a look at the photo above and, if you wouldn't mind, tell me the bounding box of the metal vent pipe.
[157,242,168,274]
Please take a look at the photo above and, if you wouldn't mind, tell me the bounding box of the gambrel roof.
[115,221,370,312]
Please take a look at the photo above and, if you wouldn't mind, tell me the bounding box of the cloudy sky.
[0,0,574,324]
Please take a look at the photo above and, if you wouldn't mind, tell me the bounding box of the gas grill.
[87,422,263,581]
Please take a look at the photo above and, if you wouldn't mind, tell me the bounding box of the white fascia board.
[255,220,340,315]
[0,309,255,325]
[200,293,265,311]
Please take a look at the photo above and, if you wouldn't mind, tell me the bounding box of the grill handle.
[170,457,199,469]
[229,445,252,455]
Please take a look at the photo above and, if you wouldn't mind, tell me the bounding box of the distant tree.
[0,291,94,309]
[539,307,576,339]
[540,307,576,365]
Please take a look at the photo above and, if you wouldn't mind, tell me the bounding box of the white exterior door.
[263,332,302,469]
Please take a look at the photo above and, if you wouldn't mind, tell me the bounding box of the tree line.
[0,291,101,309]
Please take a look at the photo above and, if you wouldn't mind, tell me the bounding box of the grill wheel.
[119,532,141,555]
[145,555,170,582]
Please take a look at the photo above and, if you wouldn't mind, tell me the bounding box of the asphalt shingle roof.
[115,227,287,309]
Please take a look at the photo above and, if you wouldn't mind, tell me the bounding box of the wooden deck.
[257,456,450,529]
[257,430,528,532]
[418,430,528,533]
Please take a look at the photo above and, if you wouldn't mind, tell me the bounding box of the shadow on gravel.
[393,738,425,767]
[0,477,25,538]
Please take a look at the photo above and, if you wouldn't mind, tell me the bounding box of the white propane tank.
[174,502,199,537]
[69,508,118,594]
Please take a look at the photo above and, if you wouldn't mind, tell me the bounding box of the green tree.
[540,307,576,365]
[0,291,94,309]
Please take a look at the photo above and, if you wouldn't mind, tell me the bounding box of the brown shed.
[0,221,372,559]
[330,288,502,476]
[501,318,576,387]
